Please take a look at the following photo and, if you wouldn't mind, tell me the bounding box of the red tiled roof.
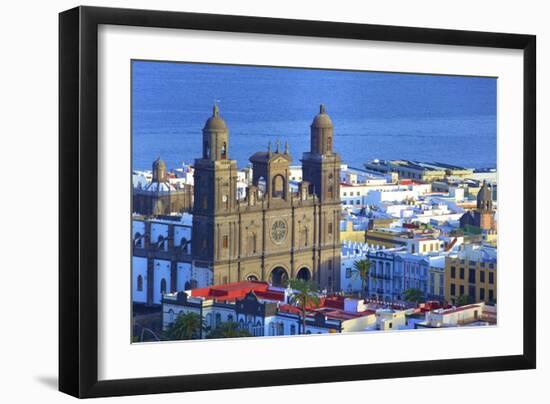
[190,281,284,302]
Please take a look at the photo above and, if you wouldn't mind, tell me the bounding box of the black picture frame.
[59,5,536,398]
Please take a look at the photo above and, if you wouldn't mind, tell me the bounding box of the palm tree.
[164,312,205,340]
[353,258,372,299]
[403,288,425,305]
[207,322,252,339]
[288,278,320,335]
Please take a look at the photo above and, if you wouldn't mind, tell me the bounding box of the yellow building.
[444,244,497,305]
[340,221,366,243]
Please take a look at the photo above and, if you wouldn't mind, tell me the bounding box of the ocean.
[132,61,497,171]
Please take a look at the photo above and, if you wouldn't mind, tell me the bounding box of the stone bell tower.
[301,104,341,292]
[192,105,239,264]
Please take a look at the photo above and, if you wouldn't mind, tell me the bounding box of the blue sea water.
[132,61,496,171]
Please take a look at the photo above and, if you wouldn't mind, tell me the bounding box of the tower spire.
[320,104,326,114]
[213,103,219,117]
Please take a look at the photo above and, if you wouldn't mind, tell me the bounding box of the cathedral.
[191,104,342,292]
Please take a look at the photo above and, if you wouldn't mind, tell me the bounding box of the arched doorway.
[296,267,311,281]
[269,267,289,287]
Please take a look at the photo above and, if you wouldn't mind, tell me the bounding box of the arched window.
[160,278,167,295]
[256,321,263,336]
[180,237,188,252]
[136,275,143,292]
[239,319,245,329]
[290,324,296,335]
[204,141,210,159]
[167,309,174,323]
[272,175,285,198]
[157,235,165,250]
[221,142,227,159]
[134,232,142,248]
[227,314,234,323]
[215,313,222,328]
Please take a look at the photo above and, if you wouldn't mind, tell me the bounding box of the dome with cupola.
[203,104,227,131]
[311,104,333,128]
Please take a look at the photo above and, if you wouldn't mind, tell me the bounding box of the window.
[160,278,167,295]
[221,142,227,159]
[346,267,352,279]
[277,322,284,336]
[215,313,221,328]
[356,200,360,205]
[480,270,485,283]
[489,289,495,302]
[227,315,234,323]
[343,192,347,196]
[137,275,143,292]
[451,266,456,278]
[223,235,228,249]
[468,269,476,284]
[290,324,296,335]
[450,283,456,296]
[459,285,464,296]
[480,288,485,301]
[459,267,464,280]
[468,285,476,300]
[328,223,333,235]
[489,272,494,284]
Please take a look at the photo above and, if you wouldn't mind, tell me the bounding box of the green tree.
[207,322,252,339]
[288,278,320,335]
[353,258,372,298]
[403,288,425,305]
[164,312,205,340]
[456,294,470,306]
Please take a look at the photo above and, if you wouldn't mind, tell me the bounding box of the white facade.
[150,222,169,251]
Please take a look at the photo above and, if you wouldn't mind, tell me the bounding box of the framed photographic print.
[59,6,536,398]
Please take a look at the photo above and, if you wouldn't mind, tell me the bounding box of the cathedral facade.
[191,104,342,292]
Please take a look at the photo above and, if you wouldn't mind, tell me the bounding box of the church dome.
[311,104,333,128]
[477,180,492,202]
[152,157,166,170]
[203,104,227,131]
